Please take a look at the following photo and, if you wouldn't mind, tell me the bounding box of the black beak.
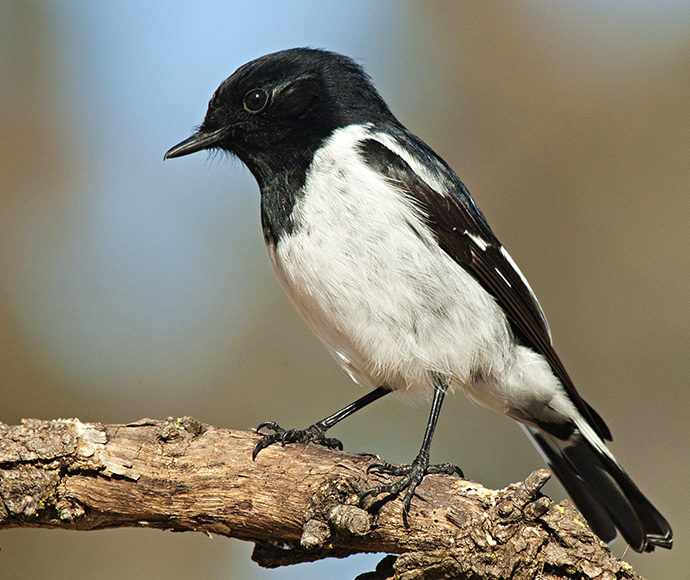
[164,127,227,160]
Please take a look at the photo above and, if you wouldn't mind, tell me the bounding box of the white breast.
[266,124,520,398]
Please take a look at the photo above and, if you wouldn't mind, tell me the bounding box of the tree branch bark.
[0,417,642,579]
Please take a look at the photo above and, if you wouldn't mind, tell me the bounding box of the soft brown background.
[1,2,687,579]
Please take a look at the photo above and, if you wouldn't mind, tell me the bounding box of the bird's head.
[164,48,395,183]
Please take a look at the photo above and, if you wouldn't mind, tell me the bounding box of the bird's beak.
[164,127,227,160]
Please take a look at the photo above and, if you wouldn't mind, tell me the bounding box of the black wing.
[358,132,610,441]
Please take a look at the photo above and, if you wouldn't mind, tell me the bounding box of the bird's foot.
[360,453,462,523]
[252,421,344,460]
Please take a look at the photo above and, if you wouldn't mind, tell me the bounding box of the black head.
[164,48,396,187]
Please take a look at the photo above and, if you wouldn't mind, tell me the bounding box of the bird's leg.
[252,385,392,460]
[360,375,462,523]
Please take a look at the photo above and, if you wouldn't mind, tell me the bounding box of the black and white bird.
[165,48,672,552]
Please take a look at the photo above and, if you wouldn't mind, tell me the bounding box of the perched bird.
[165,48,672,552]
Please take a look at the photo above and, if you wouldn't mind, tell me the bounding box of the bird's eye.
[243,89,269,112]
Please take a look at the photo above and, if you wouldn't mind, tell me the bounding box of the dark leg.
[360,375,461,522]
[252,385,392,460]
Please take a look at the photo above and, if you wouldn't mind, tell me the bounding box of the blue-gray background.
[1,2,688,578]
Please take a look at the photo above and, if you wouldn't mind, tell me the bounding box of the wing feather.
[358,132,611,441]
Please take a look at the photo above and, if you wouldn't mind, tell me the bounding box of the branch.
[0,418,642,580]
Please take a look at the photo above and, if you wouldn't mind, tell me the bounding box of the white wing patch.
[369,130,448,196]
[499,245,552,341]
[466,230,551,342]
[466,231,489,251]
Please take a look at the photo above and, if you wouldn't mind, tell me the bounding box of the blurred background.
[1,1,688,578]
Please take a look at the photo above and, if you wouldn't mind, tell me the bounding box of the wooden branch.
[0,417,642,580]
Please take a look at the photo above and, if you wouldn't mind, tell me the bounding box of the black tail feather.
[523,425,672,552]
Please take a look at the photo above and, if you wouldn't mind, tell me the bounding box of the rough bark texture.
[0,417,643,580]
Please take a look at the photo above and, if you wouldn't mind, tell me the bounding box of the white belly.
[266,126,515,397]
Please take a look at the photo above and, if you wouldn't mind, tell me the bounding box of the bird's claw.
[366,460,462,478]
[252,421,344,460]
[360,458,462,523]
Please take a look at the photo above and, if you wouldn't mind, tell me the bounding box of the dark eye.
[243,89,269,112]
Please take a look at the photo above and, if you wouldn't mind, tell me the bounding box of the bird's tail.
[521,422,672,552]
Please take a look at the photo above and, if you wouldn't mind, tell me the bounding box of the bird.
[164,47,672,552]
